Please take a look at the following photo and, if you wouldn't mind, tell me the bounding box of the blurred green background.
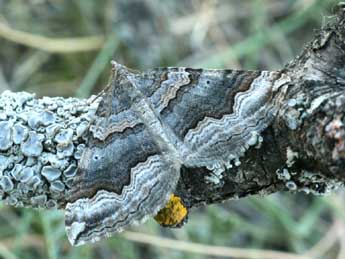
[0,0,344,258]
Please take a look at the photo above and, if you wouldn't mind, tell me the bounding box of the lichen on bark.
[0,6,344,223]
[0,90,99,209]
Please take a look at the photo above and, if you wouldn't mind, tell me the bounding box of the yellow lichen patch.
[154,194,188,227]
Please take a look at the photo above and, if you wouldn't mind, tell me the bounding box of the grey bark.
[176,7,345,209]
[0,8,345,213]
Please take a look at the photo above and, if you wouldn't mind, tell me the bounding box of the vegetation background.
[0,0,343,258]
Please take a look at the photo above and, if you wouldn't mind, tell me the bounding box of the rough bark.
[176,7,345,210]
[0,7,344,216]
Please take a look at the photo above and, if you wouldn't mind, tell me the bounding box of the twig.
[122,231,313,259]
[0,21,105,53]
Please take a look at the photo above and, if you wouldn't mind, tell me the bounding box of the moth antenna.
[87,61,117,105]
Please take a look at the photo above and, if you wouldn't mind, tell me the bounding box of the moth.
[65,60,283,246]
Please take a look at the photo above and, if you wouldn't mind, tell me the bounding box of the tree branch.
[177,8,345,209]
[0,91,99,209]
[0,4,345,246]
[176,7,345,209]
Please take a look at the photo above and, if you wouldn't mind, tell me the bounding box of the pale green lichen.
[0,90,99,209]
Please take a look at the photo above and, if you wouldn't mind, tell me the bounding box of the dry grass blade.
[123,231,313,259]
[336,220,345,259]
[304,221,339,258]
[1,235,44,250]
[0,242,18,259]
[0,21,105,53]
